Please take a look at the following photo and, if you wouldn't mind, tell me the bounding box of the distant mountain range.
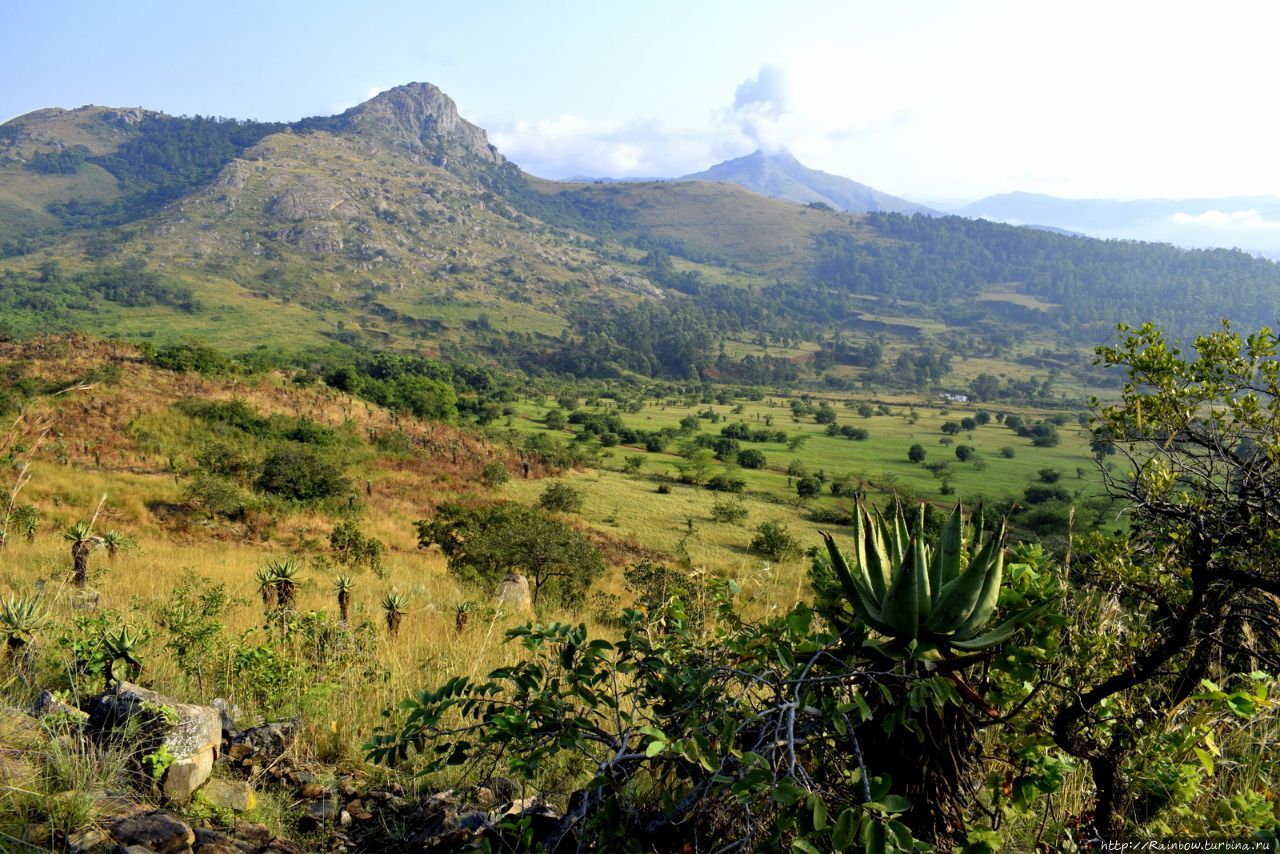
[676,149,935,215]
[1,81,1278,373]
[958,191,1280,257]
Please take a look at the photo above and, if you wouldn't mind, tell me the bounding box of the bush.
[796,476,822,499]
[749,520,801,561]
[955,445,975,462]
[710,496,749,525]
[1023,484,1071,504]
[150,343,230,375]
[257,446,349,501]
[705,473,746,493]
[544,409,567,430]
[1000,446,1016,458]
[908,444,926,463]
[1038,468,1061,483]
[329,519,386,575]
[539,482,584,513]
[736,449,767,469]
[480,461,510,488]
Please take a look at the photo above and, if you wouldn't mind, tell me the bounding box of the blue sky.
[5,1,1280,204]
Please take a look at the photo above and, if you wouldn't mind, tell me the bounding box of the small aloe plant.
[102,626,144,687]
[382,592,407,638]
[255,567,278,610]
[454,601,473,634]
[101,530,130,559]
[266,560,303,611]
[821,501,1048,658]
[64,521,95,588]
[0,595,44,658]
[334,574,355,623]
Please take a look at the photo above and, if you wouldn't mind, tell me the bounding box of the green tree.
[907,443,927,463]
[257,446,349,501]
[417,503,604,607]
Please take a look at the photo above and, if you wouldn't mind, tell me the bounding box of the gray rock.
[33,688,88,723]
[65,825,111,853]
[228,720,296,765]
[210,698,239,738]
[108,810,195,853]
[495,573,533,612]
[88,682,221,804]
[193,827,254,853]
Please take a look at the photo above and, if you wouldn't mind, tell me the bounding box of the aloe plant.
[382,592,407,638]
[0,595,44,658]
[63,521,95,588]
[255,566,278,610]
[266,560,302,610]
[821,501,1047,657]
[102,626,143,687]
[454,601,473,634]
[334,574,355,623]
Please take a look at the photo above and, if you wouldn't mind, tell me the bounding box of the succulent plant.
[266,559,303,610]
[821,501,1047,657]
[0,595,44,656]
[454,601,473,634]
[334,574,355,623]
[102,625,143,686]
[382,592,407,637]
[255,566,278,610]
[64,521,95,588]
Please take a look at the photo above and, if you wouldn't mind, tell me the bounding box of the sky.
[5,0,1280,206]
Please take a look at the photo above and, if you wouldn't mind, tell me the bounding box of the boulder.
[65,826,111,853]
[193,827,254,853]
[227,719,296,767]
[495,573,533,612]
[108,810,195,853]
[88,682,220,804]
[32,688,89,724]
[200,778,256,812]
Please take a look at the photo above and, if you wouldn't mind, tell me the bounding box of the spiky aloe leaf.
[951,521,1007,641]
[861,503,893,598]
[881,539,920,638]
[821,532,892,634]
[913,528,931,623]
[948,600,1053,651]
[930,505,964,597]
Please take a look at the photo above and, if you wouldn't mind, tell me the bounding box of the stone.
[229,720,296,765]
[162,745,215,804]
[210,698,239,739]
[193,827,253,853]
[108,810,195,853]
[301,783,325,799]
[88,682,220,805]
[70,588,101,610]
[65,826,111,853]
[32,688,89,723]
[495,573,533,612]
[200,778,256,812]
[301,798,338,830]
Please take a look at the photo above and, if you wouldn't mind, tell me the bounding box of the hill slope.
[678,149,934,215]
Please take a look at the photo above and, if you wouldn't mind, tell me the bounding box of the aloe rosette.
[821,501,1048,656]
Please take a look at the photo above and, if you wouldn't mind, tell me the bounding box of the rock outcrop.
[88,682,222,804]
[338,82,504,164]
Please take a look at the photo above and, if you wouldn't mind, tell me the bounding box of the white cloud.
[1171,209,1280,231]
[489,115,739,179]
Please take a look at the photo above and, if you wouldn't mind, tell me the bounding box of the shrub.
[705,473,746,493]
[736,449,767,469]
[1000,446,1016,458]
[480,461,510,488]
[1038,468,1061,483]
[710,496,749,524]
[749,520,801,561]
[955,445,975,462]
[257,446,349,501]
[329,520,386,575]
[539,482,584,513]
[795,476,822,499]
[908,444,926,463]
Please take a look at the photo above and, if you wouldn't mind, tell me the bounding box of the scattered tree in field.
[480,461,510,488]
[908,444,927,463]
[795,476,822,499]
[417,503,604,607]
[539,481,584,513]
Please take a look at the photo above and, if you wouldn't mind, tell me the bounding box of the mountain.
[1,82,1278,386]
[677,149,935,215]
[960,191,1280,255]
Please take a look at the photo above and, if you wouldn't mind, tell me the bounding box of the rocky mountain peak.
[338,82,503,164]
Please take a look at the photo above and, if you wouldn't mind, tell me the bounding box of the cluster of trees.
[0,261,198,336]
